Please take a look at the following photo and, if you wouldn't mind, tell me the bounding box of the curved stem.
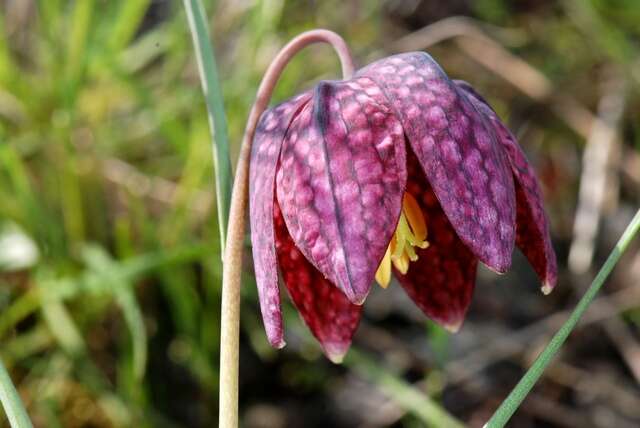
[219,30,354,428]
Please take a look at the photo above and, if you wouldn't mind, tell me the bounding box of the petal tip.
[541,283,554,296]
[322,342,350,364]
[443,319,463,333]
[476,241,514,275]
[484,258,511,275]
[267,333,286,349]
[345,287,369,306]
[327,351,346,364]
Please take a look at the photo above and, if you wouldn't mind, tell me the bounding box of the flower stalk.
[218,30,354,428]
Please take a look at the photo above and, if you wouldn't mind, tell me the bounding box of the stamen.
[403,242,418,262]
[402,193,427,241]
[375,246,392,288]
[393,252,410,274]
[392,216,410,259]
[376,192,430,288]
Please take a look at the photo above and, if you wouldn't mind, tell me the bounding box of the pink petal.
[455,80,558,292]
[396,151,478,331]
[249,93,311,348]
[358,53,516,273]
[276,79,407,304]
[274,202,362,362]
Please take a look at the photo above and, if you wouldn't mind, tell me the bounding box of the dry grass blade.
[569,74,627,273]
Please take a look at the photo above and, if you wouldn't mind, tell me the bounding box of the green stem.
[486,208,640,427]
[0,359,33,428]
[183,0,232,251]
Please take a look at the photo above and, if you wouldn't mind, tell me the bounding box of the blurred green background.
[1,0,639,427]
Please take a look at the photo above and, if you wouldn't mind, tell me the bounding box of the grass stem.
[486,209,640,427]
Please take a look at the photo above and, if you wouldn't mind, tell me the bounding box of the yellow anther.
[403,242,418,262]
[393,252,410,275]
[403,193,427,241]
[392,216,410,259]
[375,192,430,288]
[375,246,392,288]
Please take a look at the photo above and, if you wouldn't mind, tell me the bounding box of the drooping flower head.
[249,52,557,362]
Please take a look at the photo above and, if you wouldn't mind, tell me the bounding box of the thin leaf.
[39,298,86,357]
[66,0,94,87]
[109,0,152,51]
[486,208,640,427]
[81,246,148,380]
[0,358,34,428]
[0,245,207,340]
[344,349,465,428]
[183,0,233,250]
[114,286,148,381]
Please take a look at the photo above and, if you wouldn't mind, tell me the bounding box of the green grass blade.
[66,0,95,86]
[0,358,34,428]
[81,246,149,380]
[1,328,53,366]
[486,208,640,427]
[114,286,148,381]
[39,299,86,357]
[109,0,152,51]
[183,0,232,250]
[344,349,465,428]
[0,245,207,340]
[0,289,41,339]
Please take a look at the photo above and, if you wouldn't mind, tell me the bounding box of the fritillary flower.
[249,52,557,362]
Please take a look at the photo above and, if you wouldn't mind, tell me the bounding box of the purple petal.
[455,80,557,291]
[396,151,478,331]
[276,79,407,304]
[249,93,311,347]
[358,53,516,273]
[274,202,362,362]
